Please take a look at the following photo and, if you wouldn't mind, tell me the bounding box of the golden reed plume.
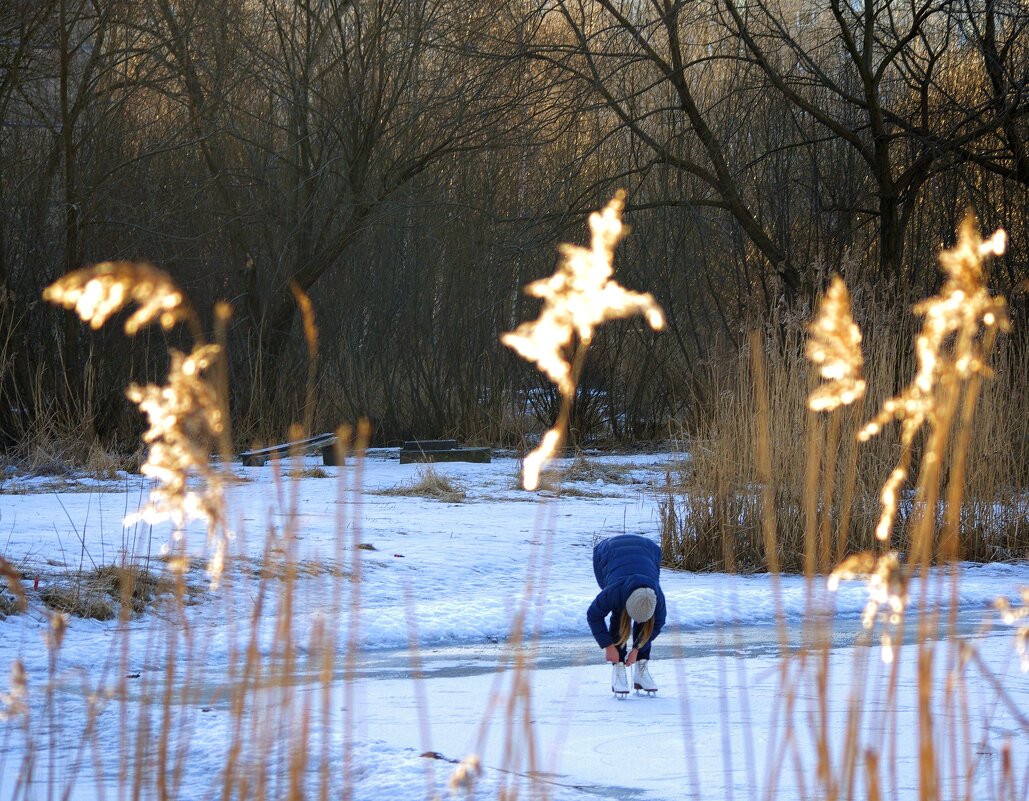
[43,261,189,335]
[124,347,227,566]
[859,217,1008,542]
[806,275,866,412]
[995,589,1029,672]
[816,217,1009,660]
[44,262,228,586]
[502,192,664,489]
[0,660,27,721]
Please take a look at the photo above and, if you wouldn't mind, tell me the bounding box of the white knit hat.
[626,587,657,622]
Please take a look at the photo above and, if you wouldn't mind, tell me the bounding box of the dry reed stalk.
[313,425,353,800]
[750,332,791,658]
[212,301,235,466]
[465,499,561,800]
[291,282,320,438]
[804,410,822,579]
[809,219,1017,801]
[401,583,438,800]
[0,660,27,722]
[221,540,271,801]
[502,192,664,489]
[805,275,867,582]
[342,420,372,801]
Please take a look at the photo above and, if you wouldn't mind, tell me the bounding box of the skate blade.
[613,690,629,698]
[633,684,657,695]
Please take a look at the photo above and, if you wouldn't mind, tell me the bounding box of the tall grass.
[660,301,1029,573]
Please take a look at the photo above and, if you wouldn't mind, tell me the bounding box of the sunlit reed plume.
[0,556,27,612]
[502,191,665,489]
[858,217,1008,541]
[829,550,907,639]
[42,261,189,335]
[829,550,907,663]
[447,754,481,796]
[995,589,1029,672]
[806,275,865,412]
[124,345,228,581]
[44,262,228,585]
[47,610,68,651]
[0,660,27,721]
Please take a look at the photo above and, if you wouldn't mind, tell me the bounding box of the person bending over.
[587,534,666,697]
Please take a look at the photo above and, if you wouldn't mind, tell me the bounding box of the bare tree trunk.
[58,0,81,401]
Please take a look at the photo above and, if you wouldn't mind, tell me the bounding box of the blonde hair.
[613,610,655,650]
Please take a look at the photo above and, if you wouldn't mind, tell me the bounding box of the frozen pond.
[1,451,1027,799]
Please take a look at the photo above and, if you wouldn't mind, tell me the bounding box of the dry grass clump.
[0,478,129,495]
[544,485,608,498]
[0,592,20,620]
[520,471,609,497]
[246,557,351,581]
[560,456,639,485]
[92,564,170,613]
[378,466,467,503]
[518,455,635,496]
[39,585,116,621]
[286,466,329,479]
[38,563,174,620]
[3,433,141,480]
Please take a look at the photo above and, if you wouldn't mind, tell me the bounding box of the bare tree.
[722,0,1029,289]
[532,0,805,305]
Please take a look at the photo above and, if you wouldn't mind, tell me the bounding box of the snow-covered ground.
[1,450,1027,800]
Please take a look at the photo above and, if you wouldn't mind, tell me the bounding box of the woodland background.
[2,0,1027,450]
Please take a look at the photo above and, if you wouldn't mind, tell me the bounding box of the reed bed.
[660,303,1029,574]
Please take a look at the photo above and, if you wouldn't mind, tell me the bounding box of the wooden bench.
[399,440,491,465]
[239,432,340,467]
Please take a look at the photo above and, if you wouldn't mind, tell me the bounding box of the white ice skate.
[633,660,657,696]
[612,663,629,698]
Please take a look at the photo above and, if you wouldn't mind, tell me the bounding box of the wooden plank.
[239,433,339,466]
[402,439,459,452]
[399,448,491,465]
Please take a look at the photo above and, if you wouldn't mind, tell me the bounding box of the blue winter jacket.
[587,534,667,649]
